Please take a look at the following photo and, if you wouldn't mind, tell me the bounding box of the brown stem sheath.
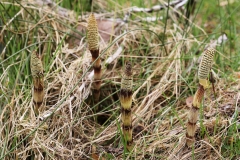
[186,85,205,147]
[90,49,101,102]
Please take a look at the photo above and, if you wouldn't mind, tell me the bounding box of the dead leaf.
[67,22,87,49]
[92,153,101,160]
[97,19,120,43]
[186,96,193,108]
[92,145,106,160]
[233,72,240,79]
[133,123,147,138]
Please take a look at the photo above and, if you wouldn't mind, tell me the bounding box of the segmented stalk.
[186,47,215,147]
[87,13,101,103]
[120,62,133,151]
[30,52,44,115]
[186,85,204,146]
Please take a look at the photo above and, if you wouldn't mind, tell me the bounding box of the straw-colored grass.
[0,0,239,159]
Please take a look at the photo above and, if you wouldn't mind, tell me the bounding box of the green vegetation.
[0,0,239,159]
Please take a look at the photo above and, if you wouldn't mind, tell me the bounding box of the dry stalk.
[87,13,101,104]
[186,47,215,147]
[30,51,44,115]
[120,62,133,151]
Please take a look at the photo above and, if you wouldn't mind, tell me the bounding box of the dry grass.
[0,0,239,159]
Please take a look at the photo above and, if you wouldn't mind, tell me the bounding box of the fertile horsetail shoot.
[198,47,215,89]
[30,52,44,115]
[87,13,101,103]
[186,47,215,147]
[120,62,133,151]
